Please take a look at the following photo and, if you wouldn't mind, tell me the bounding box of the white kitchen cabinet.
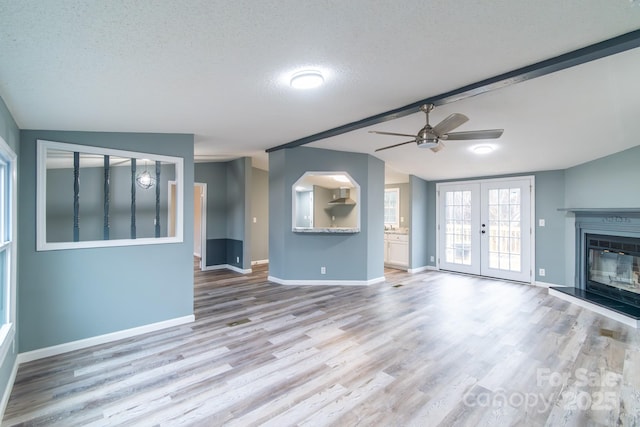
[384,233,409,268]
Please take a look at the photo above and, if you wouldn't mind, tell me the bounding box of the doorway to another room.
[194,183,207,271]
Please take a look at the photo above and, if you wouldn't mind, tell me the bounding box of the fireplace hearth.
[550,209,640,327]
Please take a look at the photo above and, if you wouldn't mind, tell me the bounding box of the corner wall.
[269,146,384,282]
[409,175,429,270]
[18,130,195,352]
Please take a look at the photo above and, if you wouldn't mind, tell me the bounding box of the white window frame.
[0,135,17,364]
[384,188,400,228]
[36,139,184,251]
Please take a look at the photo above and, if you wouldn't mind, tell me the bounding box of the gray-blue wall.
[0,96,19,409]
[269,146,384,281]
[409,175,429,270]
[565,145,640,208]
[19,130,194,352]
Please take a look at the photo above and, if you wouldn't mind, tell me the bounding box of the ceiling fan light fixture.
[472,145,495,155]
[290,70,324,89]
[416,128,438,148]
[416,139,439,149]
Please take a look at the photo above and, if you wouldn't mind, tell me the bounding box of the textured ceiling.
[1,1,639,180]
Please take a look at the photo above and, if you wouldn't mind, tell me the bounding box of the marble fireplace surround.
[549,208,640,328]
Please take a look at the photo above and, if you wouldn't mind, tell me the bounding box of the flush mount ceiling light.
[290,70,324,89]
[472,145,495,155]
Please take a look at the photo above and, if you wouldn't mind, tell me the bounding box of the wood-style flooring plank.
[3,262,640,426]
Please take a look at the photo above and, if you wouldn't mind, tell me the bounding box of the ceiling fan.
[369,104,504,153]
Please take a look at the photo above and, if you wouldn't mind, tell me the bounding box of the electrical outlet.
[321,266,326,274]
[253,217,257,223]
[539,219,545,227]
[430,256,435,262]
[400,217,404,223]
[236,256,240,263]
[539,268,546,277]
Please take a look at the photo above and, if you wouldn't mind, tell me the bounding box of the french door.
[437,177,533,282]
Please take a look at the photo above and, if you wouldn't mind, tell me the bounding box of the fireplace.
[585,234,640,308]
[549,210,640,327]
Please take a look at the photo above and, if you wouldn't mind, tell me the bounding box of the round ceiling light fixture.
[290,70,324,89]
[472,145,494,155]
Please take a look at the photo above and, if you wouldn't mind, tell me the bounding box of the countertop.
[293,227,360,233]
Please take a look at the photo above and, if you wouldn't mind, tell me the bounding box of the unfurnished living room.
[0,1,640,426]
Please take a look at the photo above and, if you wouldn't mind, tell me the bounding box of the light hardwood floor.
[3,262,640,426]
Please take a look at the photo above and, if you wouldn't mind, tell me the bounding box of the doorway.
[436,176,534,283]
[194,182,207,271]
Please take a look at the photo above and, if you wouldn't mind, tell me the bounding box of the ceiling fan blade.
[368,130,417,138]
[443,129,504,140]
[430,141,445,153]
[374,140,416,152]
[432,113,469,137]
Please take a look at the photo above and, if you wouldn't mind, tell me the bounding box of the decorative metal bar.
[103,155,110,240]
[131,158,136,239]
[155,160,161,238]
[73,151,80,242]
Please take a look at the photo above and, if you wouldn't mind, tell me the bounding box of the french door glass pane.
[487,188,522,272]
[445,190,472,265]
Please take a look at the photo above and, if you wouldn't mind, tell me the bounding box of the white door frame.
[436,176,535,283]
[194,182,207,271]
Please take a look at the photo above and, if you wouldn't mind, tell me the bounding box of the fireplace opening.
[586,233,640,308]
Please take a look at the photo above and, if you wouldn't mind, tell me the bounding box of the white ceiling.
[1,1,639,181]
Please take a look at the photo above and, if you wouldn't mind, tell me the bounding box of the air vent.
[227,318,251,327]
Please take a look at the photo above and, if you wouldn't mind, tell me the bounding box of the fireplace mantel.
[559,207,640,214]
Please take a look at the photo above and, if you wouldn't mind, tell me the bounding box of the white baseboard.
[407,265,434,274]
[202,264,252,274]
[534,280,566,288]
[251,259,269,265]
[548,288,639,328]
[17,314,195,364]
[268,275,385,286]
[0,357,18,420]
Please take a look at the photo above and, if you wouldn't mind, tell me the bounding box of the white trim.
[251,259,269,265]
[17,315,195,364]
[268,275,385,286]
[0,325,14,369]
[533,280,568,288]
[384,187,400,228]
[407,265,431,274]
[292,171,361,232]
[36,139,184,251]
[202,264,252,274]
[548,288,639,328]
[194,182,207,272]
[0,356,18,419]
